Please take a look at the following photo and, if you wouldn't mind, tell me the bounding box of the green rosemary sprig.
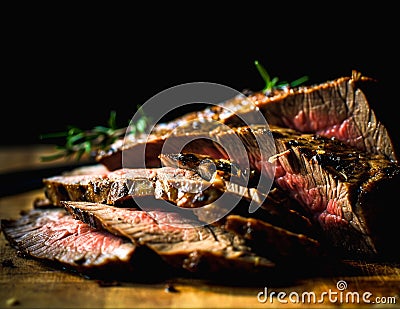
[254,60,309,93]
[40,106,152,162]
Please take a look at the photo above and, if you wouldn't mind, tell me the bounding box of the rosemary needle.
[254,60,309,94]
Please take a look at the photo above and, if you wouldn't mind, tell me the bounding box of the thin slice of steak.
[0,209,166,278]
[33,164,112,209]
[61,201,276,273]
[43,167,225,208]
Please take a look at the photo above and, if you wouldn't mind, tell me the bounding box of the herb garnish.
[40,106,151,162]
[254,60,309,94]
[41,62,308,162]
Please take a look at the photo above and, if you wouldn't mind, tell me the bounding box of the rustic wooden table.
[1,145,399,308]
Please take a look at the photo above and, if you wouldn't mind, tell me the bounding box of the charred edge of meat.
[184,249,280,278]
[224,215,327,265]
[159,153,258,186]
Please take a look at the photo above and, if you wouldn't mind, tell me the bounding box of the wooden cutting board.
[1,190,400,309]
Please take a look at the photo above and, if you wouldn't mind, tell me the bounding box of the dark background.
[3,6,399,151]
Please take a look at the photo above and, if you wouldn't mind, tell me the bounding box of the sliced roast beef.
[33,164,112,209]
[227,72,397,162]
[61,201,276,272]
[270,127,400,259]
[97,71,397,171]
[46,123,400,258]
[90,124,400,258]
[159,152,316,237]
[96,122,277,176]
[150,126,400,258]
[0,208,166,278]
[42,160,317,238]
[43,167,225,208]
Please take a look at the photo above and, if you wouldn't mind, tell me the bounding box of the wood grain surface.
[0,146,399,308]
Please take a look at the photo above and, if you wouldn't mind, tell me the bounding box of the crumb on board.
[5,297,20,307]
[164,283,179,293]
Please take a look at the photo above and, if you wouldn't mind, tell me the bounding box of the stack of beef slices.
[2,71,399,282]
